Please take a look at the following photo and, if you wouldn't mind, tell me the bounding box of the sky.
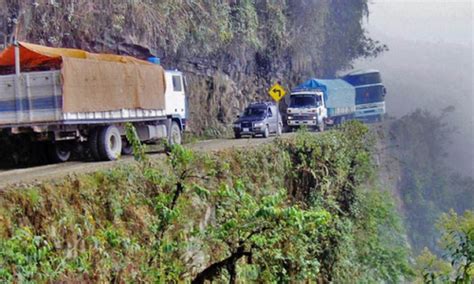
[353,0,473,176]
[365,0,472,47]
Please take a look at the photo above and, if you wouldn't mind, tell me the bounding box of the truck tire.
[48,143,71,163]
[98,125,122,161]
[121,139,133,155]
[169,121,182,145]
[263,125,270,138]
[88,128,101,161]
[234,132,241,139]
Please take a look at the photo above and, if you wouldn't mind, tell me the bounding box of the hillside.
[0,0,384,134]
[0,123,413,282]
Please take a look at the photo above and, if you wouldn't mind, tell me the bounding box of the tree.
[416,210,474,283]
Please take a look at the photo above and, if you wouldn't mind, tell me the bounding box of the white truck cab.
[165,70,186,120]
[286,91,327,131]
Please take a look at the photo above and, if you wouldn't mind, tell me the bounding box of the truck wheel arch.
[170,116,184,131]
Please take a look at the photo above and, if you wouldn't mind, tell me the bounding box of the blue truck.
[342,69,386,122]
[286,78,356,131]
[286,70,386,130]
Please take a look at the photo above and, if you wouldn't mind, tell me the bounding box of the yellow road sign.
[268,83,286,102]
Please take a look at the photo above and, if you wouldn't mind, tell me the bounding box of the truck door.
[318,94,328,122]
[165,71,186,119]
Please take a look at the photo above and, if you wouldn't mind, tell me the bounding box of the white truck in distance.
[0,42,187,163]
[286,91,327,132]
[286,79,356,131]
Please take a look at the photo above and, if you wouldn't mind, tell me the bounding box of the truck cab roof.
[343,69,380,76]
[291,90,324,95]
[165,70,183,75]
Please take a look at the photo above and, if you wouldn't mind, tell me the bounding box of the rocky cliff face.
[0,0,384,134]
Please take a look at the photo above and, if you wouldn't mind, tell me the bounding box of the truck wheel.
[169,121,182,145]
[98,125,122,161]
[263,125,270,138]
[234,132,241,139]
[88,128,101,161]
[121,139,133,155]
[48,143,71,163]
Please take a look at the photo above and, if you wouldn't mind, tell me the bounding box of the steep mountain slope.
[0,124,412,282]
[0,0,384,134]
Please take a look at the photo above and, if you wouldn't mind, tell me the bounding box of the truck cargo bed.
[0,71,62,125]
[0,70,166,128]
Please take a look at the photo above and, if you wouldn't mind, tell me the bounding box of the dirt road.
[0,134,293,189]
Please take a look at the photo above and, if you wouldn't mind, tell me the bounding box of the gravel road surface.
[0,133,294,188]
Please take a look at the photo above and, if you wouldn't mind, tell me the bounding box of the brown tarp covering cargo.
[0,42,165,112]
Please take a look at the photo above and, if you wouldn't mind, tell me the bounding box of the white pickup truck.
[0,42,187,162]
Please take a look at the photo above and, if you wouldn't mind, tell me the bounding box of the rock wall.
[0,0,384,134]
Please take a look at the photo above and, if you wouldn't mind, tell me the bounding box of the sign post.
[268,83,287,137]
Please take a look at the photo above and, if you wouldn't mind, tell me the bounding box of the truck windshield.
[355,85,385,104]
[243,107,266,117]
[290,95,320,108]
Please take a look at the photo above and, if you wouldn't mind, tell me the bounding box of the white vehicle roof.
[344,69,380,76]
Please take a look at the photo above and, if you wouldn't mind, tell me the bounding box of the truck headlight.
[288,116,293,120]
[254,121,264,127]
[312,116,317,120]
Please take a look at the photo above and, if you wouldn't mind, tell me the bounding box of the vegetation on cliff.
[388,110,474,282]
[389,109,473,253]
[0,123,411,282]
[416,210,473,283]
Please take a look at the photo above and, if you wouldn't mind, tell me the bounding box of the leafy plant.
[416,210,473,283]
[0,227,58,282]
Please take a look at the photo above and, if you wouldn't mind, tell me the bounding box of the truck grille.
[292,115,314,120]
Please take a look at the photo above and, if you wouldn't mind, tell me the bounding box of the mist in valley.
[353,0,473,177]
[351,0,473,255]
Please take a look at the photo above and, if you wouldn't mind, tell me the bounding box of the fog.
[353,0,473,176]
